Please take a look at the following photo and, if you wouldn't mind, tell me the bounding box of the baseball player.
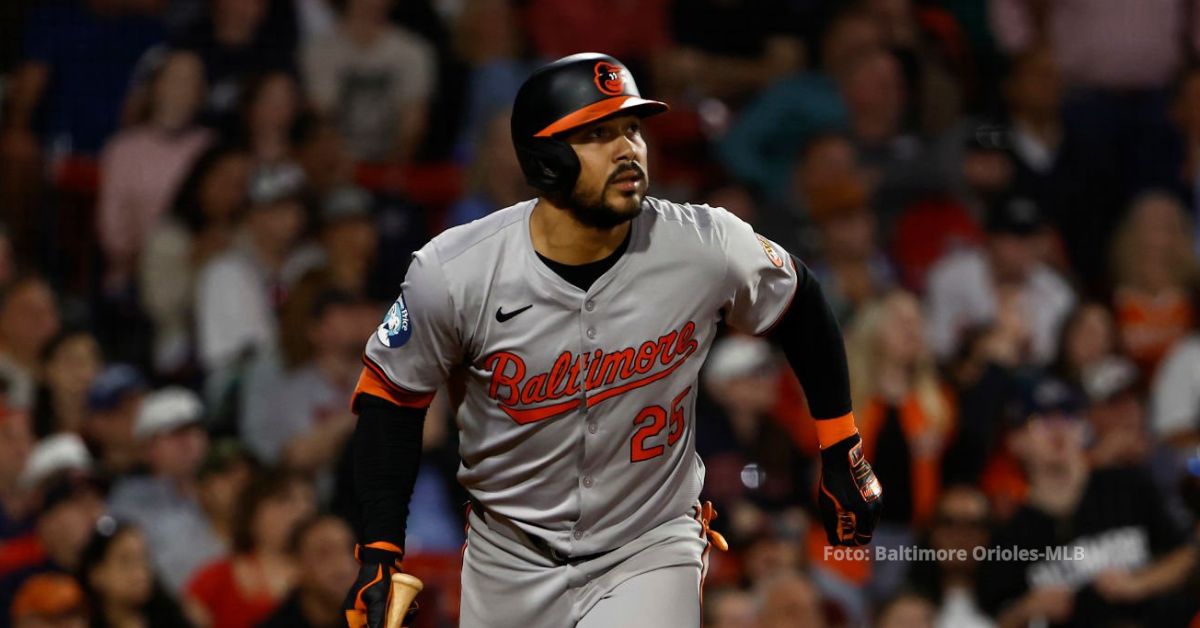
[343,53,882,628]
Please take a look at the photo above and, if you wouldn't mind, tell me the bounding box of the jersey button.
[573,530,583,540]
[586,328,596,339]
[583,476,594,488]
[587,421,597,434]
[585,300,595,312]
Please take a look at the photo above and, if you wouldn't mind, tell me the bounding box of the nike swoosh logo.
[495,305,533,323]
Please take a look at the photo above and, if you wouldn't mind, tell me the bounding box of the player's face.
[563,114,649,229]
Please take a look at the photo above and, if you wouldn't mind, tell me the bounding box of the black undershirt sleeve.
[766,255,853,420]
[352,393,426,551]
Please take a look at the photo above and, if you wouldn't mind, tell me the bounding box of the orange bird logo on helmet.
[593,62,625,96]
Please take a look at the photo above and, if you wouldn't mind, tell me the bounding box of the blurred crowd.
[2,0,1200,627]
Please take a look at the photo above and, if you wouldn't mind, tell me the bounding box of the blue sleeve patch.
[376,293,413,348]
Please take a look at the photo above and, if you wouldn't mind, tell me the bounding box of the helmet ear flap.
[514,136,581,195]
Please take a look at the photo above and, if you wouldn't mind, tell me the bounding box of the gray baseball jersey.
[363,196,798,558]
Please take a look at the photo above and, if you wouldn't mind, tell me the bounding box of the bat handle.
[385,573,424,628]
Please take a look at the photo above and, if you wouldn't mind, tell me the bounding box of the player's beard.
[565,162,646,229]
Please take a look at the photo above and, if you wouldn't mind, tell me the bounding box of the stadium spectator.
[1046,302,1119,393]
[294,118,355,201]
[702,586,757,628]
[696,336,813,543]
[78,519,191,628]
[302,0,435,163]
[0,276,63,410]
[9,573,88,628]
[173,0,295,125]
[30,330,103,439]
[757,573,826,628]
[978,375,1196,627]
[844,290,954,600]
[97,49,211,294]
[452,0,537,160]
[0,460,105,626]
[758,132,861,258]
[195,439,257,550]
[446,111,529,228]
[232,71,303,166]
[991,0,1192,194]
[1150,299,1200,448]
[1110,192,1196,376]
[106,388,224,594]
[245,291,370,501]
[907,486,994,628]
[3,0,165,155]
[661,0,805,102]
[717,8,882,198]
[277,188,378,368]
[1080,357,1160,474]
[183,471,315,628]
[999,47,1120,287]
[258,514,358,628]
[140,145,251,375]
[860,0,969,134]
[80,365,146,478]
[875,590,937,628]
[194,162,310,375]
[805,173,895,324]
[925,195,1075,364]
[1170,67,1200,213]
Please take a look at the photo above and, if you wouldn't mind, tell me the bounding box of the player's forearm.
[767,256,855,445]
[353,393,427,550]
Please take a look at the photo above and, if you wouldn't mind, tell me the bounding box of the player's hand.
[818,432,882,546]
[343,544,415,628]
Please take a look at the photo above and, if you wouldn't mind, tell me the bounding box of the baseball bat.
[384,573,424,628]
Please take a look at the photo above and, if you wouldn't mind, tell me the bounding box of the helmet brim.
[534,96,669,138]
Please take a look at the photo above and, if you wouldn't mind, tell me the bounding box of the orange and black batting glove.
[343,542,415,628]
[816,416,883,547]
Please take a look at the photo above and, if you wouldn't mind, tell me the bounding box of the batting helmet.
[511,53,668,195]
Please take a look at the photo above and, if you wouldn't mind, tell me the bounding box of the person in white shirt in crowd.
[106,388,224,594]
[194,162,315,412]
[301,0,436,163]
[1150,302,1200,449]
[925,194,1075,365]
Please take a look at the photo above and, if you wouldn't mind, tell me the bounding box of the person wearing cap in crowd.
[80,365,147,478]
[245,290,372,502]
[194,161,313,376]
[259,514,359,628]
[106,387,224,595]
[804,172,895,324]
[977,374,1197,628]
[9,573,87,628]
[277,184,380,370]
[0,435,104,628]
[1080,356,1185,511]
[925,194,1075,365]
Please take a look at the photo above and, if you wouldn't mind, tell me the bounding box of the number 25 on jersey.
[630,386,691,462]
